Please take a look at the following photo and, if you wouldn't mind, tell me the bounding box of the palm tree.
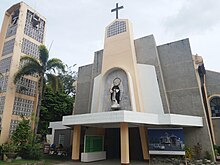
[14,45,65,135]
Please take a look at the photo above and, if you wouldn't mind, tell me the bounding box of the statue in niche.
[110,77,122,110]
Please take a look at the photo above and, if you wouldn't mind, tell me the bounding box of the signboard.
[148,128,185,155]
[84,135,104,153]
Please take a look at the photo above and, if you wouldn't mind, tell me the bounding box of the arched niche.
[101,68,132,112]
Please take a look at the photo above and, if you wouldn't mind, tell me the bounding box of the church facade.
[62,17,220,164]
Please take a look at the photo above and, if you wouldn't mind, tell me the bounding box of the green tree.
[59,64,77,95]
[39,86,73,134]
[11,116,32,145]
[11,116,42,160]
[14,45,65,134]
[38,65,77,134]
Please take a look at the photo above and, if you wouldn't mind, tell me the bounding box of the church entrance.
[104,127,143,160]
[129,127,143,160]
[105,128,120,159]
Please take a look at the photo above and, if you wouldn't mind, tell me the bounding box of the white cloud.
[0,0,220,72]
[164,0,220,36]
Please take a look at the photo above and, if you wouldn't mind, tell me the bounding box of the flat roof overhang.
[62,110,203,128]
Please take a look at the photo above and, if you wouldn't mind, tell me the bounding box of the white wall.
[137,64,164,114]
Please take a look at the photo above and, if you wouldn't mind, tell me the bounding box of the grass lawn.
[0,154,70,165]
[0,159,40,165]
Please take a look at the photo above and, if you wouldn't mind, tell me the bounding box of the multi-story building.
[0,2,46,144]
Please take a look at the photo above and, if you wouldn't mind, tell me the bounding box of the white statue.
[110,78,122,110]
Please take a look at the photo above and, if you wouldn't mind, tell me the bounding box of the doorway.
[104,127,143,160]
[105,128,120,159]
[129,127,143,160]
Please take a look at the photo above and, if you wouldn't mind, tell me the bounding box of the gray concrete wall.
[206,70,220,96]
[74,64,93,114]
[184,127,215,158]
[92,50,103,77]
[87,50,103,113]
[134,35,169,113]
[157,39,202,115]
[157,39,214,158]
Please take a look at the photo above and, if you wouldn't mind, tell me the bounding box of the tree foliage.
[59,64,77,95]
[38,64,77,134]
[38,86,74,134]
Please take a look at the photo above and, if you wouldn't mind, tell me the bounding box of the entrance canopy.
[62,110,203,128]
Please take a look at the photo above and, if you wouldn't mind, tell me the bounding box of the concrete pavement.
[54,160,169,165]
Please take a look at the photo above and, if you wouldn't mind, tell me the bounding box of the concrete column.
[139,126,149,160]
[120,123,129,165]
[72,125,81,161]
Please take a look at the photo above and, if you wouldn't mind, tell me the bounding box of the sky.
[0,0,220,72]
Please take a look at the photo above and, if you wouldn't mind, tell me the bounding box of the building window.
[11,8,20,25]
[210,96,220,117]
[2,39,15,56]
[21,38,39,59]
[6,25,17,38]
[107,21,126,38]
[13,97,34,116]
[58,134,65,146]
[0,57,12,73]
[0,76,8,93]
[24,10,45,43]
[0,96,6,114]
[16,76,37,96]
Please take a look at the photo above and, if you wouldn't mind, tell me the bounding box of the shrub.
[184,146,193,160]
[2,141,18,153]
[19,143,42,160]
[11,116,32,145]
[204,151,212,160]
[8,115,43,160]
[214,145,220,156]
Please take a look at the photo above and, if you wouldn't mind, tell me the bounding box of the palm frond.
[47,58,65,73]
[46,73,63,93]
[20,55,39,64]
[14,62,42,83]
[39,45,49,66]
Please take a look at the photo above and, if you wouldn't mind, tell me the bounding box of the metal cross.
[111,3,124,19]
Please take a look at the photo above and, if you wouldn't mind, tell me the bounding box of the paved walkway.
[53,158,220,165]
[54,160,167,165]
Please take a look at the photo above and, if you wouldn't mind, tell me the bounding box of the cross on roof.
[111,3,124,19]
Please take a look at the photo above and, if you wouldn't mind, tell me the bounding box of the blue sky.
[1,0,220,72]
